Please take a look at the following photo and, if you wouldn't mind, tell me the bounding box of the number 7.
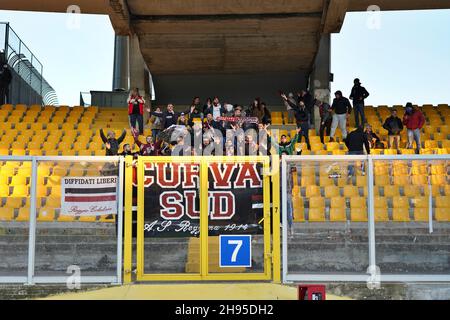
[228,240,243,262]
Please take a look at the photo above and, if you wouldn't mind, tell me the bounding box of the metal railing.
[1,22,58,105]
[281,154,450,284]
[0,156,123,285]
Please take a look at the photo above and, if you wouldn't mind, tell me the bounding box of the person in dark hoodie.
[0,63,12,105]
[318,100,332,144]
[281,94,311,150]
[349,78,370,128]
[298,89,314,126]
[344,126,370,177]
[330,90,352,142]
[382,108,404,149]
[100,128,126,156]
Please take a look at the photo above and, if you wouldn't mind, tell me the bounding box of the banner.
[61,176,118,216]
[139,162,264,237]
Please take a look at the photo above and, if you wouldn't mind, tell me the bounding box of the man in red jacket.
[403,103,425,154]
[128,88,149,135]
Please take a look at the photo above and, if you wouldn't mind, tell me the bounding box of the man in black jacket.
[349,78,370,128]
[298,89,314,126]
[344,126,370,176]
[0,64,12,105]
[382,109,404,149]
[330,91,352,142]
[100,128,126,156]
[281,94,311,150]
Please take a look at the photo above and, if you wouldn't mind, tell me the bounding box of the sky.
[331,9,450,107]
[0,8,449,107]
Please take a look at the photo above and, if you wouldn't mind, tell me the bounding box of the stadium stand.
[0,103,448,223]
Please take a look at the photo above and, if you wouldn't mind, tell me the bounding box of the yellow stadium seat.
[52,116,66,124]
[309,197,324,209]
[0,207,14,221]
[330,208,346,222]
[28,149,42,156]
[392,208,410,222]
[393,196,409,208]
[311,144,324,152]
[343,185,359,198]
[292,195,304,222]
[5,197,24,208]
[52,166,67,176]
[399,148,415,155]
[73,141,87,150]
[412,208,429,221]
[0,148,9,156]
[15,123,28,131]
[436,196,450,208]
[0,174,8,185]
[1,104,14,111]
[48,186,62,197]
[12,149,26,156]
[11,141,26,149]
[326,142,340,151]
[356,176,367,187]
[46,123,59,130]
[431,175,446,185]
[62,123,75,131]
[403,184,421,197]
[308,208,325,222]
[47,176,62,187]
[411,175,428,185]
[374,197,389,221]
[324,186,340,198]
[305,185,321,198]
[43,141,57,150]
[37,208,56,222]
[375,175,390,186]
[384,185,400,197]
[393,175,410,185]
[301,175,315,186]
[350,197,366,209]
[27,141,42,150]
[319,175,334,187]
[435,208,450,221]
[420,148,434,155]
[78,216,97,222]
[350,208,367,222]
[12,185,29,197]
[425,140,438,149]
[392,164,409,176]
[11,175,27,186]
[0,166,14,177]
[45,150,59,156]
[57,214,76,222]
[412,197,428,209]
[78,150,93,156]
[45,197,61,208]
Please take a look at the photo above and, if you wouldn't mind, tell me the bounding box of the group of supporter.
[100,81,427,158]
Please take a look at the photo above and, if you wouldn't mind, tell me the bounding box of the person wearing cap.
[177,112,188,126]
[364,124,382,149]
[330,90,352,141]
[403,102,425,153]
[349,78,370,128]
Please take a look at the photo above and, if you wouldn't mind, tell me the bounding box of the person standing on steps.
[349,78,370,128]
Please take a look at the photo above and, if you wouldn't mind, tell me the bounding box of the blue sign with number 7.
[219,235,252,268]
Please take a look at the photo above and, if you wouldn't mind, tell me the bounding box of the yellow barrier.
[124,156,280,282]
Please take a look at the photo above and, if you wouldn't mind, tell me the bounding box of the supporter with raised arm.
[280,93,311,150]
[329,90,352,142]
[349,78,369,128]
[270,128,302,156]
[149,106,163,139]
[204,97,225,121]
[383,108,404,149]
[100,128,126,156]
[127,88,147,135]
[403,103,426,153]
[132,128,155,156]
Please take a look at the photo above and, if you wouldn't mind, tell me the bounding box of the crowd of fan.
[100,79,426,158]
